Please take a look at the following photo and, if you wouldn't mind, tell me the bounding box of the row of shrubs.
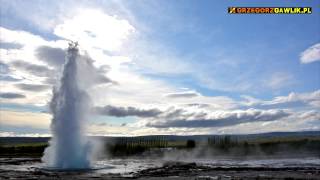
[207,136,320,156]
[0,144,47,157]
[1,136,319,157]
[105,137,196,156]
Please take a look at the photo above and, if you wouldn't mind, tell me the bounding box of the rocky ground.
[134,162,320,180]
[0,158,320,179]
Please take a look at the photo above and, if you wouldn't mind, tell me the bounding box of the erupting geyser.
[42,42,93,169]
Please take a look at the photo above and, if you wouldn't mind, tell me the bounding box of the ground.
[0,158,320,180]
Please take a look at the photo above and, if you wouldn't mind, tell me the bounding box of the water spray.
[42,41,92,169]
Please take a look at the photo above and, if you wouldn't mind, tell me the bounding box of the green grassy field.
[0,142,47,157]
[1,133,319,157]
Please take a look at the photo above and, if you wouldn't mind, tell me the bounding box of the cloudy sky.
[0,0,319,137]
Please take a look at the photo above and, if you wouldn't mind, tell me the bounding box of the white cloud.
[1,19,236,116]
[263,90,320,108]
[0,131,51,137]
[265,72,294,90]
[88,123,133,136]
[0,110,51,129]
[164,90,200,98]
[54,9,135,52]
[218,110,320,134]
[141,108,290,128]
[0,26,191,108]
[0,27,46,47]
[239,90,320,110]
[240,95,261,106]
[300,43,320,64]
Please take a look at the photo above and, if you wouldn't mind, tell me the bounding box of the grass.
[105,136,169,156]
[0,143,48,157]
[0,135,319,157]
[207,135,320,156]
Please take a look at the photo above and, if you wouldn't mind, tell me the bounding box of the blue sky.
[0,0,319,136]
[135,0,320,96]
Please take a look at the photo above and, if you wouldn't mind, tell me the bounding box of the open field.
[1,157,320,179]
[1,131,320,157]
[1,131,320,179]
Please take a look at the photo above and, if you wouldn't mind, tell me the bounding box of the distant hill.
[121,130,320,141]
[0,137,50,145]
[1,131,319,144]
